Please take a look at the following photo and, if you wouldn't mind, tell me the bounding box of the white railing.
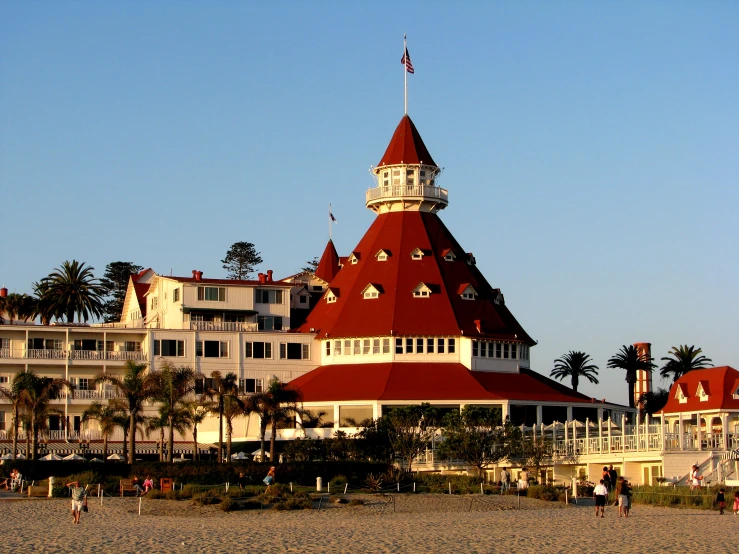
[26,349,69,359]
[105,351,146,361]
[190,321,258,332]
[61,389,124,400]
[92,319,145,329]
[0,348,23,358]
[70,350,106,360]
[366,184,449,204]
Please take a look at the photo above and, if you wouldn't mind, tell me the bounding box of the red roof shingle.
[661,366,739,413]
[377,115,437,167]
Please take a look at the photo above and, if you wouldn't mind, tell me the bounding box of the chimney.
[267,269,273,283]
[0,287,7,298]
[192,270,198,279]
[196,271,203,281]
[258,273,266,283]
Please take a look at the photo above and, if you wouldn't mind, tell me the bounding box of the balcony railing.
[92,319,145,329]
[0,349,145,361]
[190,321,258,332]
[365,184,449,204]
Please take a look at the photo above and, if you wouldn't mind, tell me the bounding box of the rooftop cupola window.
[348,252,360,265]
[493,290,505,305]
[361,283,382,299]
[466,253,476,266]
[375,249,391,262]
[458,284,478,301]
[413,282,432,298]
[675,383,688,404]
[410,247,425,260]
[325,288,339,304]
[441,248,456,262]
[696,381,710,402]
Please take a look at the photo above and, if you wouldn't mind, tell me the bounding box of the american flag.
[401,48,414,74]
[329,210,337,223]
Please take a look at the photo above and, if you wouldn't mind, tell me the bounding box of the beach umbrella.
[89,457,104,463]
[0,453,13,460]
[251,449,270,461]
[16,454,26,460]
[63,453,85,461]
[231,451,249,460]
[107,453,125,461]
[40,453,62,461]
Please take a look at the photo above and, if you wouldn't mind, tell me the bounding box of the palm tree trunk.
[12,404,19,460]
[193,426,198,462]
[128,414,136,464]
[25,425,30,459]
[628,382,635,408]
[31,412,38,460]
[217,403,224,463]
[168,423,174,463]
[103,434,108,461]
[226,421,232,461]
[270,419,277,464]
[572,374,579,393]
[259,419,267,462]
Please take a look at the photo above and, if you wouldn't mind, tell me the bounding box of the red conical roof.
[298,210,534,344]
[377,115,437,167]
[314,239,340,283]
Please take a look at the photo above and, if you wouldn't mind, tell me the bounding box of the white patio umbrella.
[89,457,104,463]
[231,451,249,460]
[40,453,62,461]
[63,453,85,461]
[16,454,26,460]
[107,453,125,461]
[0,453,13,460]
[251,449,270,461]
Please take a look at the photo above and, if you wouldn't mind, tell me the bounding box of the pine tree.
[100,262,143,323]
[221,242,263,280]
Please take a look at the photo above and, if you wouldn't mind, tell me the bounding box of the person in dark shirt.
[608,465,618,503]
[618,478,632,517]
[716,488,726,515]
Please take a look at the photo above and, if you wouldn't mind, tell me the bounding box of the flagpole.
[404,34,408,115]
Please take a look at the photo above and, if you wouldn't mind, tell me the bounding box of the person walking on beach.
[518,468,529,491]
[716,488,726,515]
[608,465,618,504]
[263,466,276,492]
[66,481,87,525]
[733,491,739,516]
[500,468,510,494]
[593,479,608,518]
[618,478,631,517]
[689,465,703,490]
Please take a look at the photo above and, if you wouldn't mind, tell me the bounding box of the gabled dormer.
[413,282,432,298]
[441,248,456,262]
[732,379,739,400]
[410,247,426,260]
[348,252,360,265]
[466,253,476,266]
[493,289,505,305]
[675,383,688,404]
[696,381,710,402]
[325,288,339,304]
[375,249,391,262]
[458,283,478,300]
[361,283,382,299]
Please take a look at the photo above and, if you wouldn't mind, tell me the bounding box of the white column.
[566,406,573,422]
[607,418,612,453]
[585,418,590,455]
[660,415,665,451]
[598,417,603,453]
[722,413,729,450]
[501,403,509,421]
[697,414,702,451]
[333,405,340,430]
[678,413,684,450]
[536,405,543,426]
[636,411,640,452]
[621,414,626,453]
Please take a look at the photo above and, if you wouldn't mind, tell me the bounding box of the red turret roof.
[314,239,341,283]
[297,210,534,343]
[377,115,437,167]
[661,366,739,413]
[288,362,595,404]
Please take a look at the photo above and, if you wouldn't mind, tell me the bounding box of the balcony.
[365,183,449,213]
[190,321,258,332]
[92,318,145,329]
[0,349,146,361]
[58,389,124,401]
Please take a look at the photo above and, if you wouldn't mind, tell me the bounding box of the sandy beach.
[2,494,734,553]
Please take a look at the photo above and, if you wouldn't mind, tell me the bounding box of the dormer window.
[467,253,476,266]
[411,248,425,260]
[349,252,360,265]
[442,249,456,262]
[413,283,432,298]
[362,283,382,299]
[675,384,688,404]
[696,381,710,402]
[493,290,505,305]
[459,284,478,301]
[733,381,739,400]
[325,288,339,304]
[376,249,390,262]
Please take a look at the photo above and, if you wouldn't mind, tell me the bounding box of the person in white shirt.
[690,465,703,490]
[593,479,609,518]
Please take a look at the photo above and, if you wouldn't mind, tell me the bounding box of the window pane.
[437,338,444,353]
[448,339,456,354]
[383,338,390,354]
[396,338,403,354]
[253,342,265,359]
[416,338,424,353]
[405,338,413,354]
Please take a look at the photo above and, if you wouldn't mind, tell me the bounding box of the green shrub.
[527,485,560,502]
[219,498,236,512]
[165,490,181,500]
[146,490,166,500]
[273,497,313,510]
[51,485,67,498]
[329,475,348,488]
[364,473,384,492]
[242,499,263,510]
[192,489,220,506]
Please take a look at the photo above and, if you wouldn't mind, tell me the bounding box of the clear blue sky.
[1,1,737,405]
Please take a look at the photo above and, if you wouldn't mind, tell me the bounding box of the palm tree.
[200,371,239,463]
[184,402,210,461]
[94,360,159,463]
[15,371,72,459]
[660,345,713,382]
[549,351,599,393]
[0,371,28,459]
[637,388,670,416]
[607,345,656,408]
[32,280,60,324]
[0,293,35,324]
[82,399,127,460]
[153,363,195,462]
[39,260,106,323]
[251,378,303,463]
[223,395,247,461]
